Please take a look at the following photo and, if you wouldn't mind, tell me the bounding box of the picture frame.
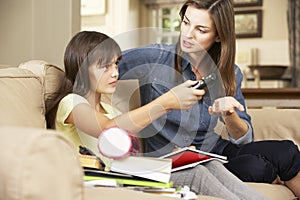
[235,10,262,38]
[233,0,263,7]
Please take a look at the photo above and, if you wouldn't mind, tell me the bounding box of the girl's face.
[180,6,220,54]
[88,56,119,95]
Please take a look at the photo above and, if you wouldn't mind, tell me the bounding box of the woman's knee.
[275,140,299,158]
[224,154,277,183]
[278,140,300,181]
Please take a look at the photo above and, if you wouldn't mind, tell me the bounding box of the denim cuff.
[227,120,253,145]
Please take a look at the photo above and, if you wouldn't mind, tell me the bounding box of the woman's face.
[88,56,119,95]
[180,6,220,54]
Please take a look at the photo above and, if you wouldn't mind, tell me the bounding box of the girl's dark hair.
[47,31,121,128]
[175,0,236,96]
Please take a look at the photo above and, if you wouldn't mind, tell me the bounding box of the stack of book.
[82,146,227,198]
[83,156,173,188]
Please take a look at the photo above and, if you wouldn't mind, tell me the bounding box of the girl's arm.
[66,80,204,138]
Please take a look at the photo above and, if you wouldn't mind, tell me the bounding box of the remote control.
[192,73,216,89]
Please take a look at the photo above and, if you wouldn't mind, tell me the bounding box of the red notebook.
[160,147,227,172]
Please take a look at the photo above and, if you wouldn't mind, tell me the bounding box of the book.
[110,156,172,183]
[160,147,227,172]
[78,145,172,183]
[79,154,103,170]
[83,168,173,188]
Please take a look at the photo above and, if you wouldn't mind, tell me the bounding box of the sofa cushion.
[0,127,84,200]
[0,68,46,128]
[247,182,296,200]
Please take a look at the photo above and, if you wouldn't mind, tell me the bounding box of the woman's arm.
[66,80,204,138]
[208,66,253,142]
[208,96,248,140]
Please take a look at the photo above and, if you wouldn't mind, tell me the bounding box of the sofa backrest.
[248,108,300,147]
[0,60,64,128]
[220,107,300,148]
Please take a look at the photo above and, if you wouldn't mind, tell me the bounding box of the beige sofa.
[0,60,298,200]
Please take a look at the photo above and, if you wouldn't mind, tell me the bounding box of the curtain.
[288,0,300,87]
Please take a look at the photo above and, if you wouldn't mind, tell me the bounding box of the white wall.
[0,0,33,66]
[81,0,141,50]
[0,0,80,68]
[235,0,289,70]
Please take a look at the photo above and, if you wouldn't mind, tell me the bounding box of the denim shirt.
[118,43,253,157]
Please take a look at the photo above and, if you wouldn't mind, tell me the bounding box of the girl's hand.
[208,96,244,116]
[166,80,205,110]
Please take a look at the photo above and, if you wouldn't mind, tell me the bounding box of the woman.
[54,31,266,199]
[118,0,300,198]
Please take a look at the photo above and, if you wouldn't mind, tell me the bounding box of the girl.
[54,31,203,167]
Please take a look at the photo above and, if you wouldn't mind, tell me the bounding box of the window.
[145,2,183,43]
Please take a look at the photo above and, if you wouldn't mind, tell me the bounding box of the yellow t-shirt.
[55,93,122,170]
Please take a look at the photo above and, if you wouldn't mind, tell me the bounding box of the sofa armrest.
[0,127,84,200]
[0,61,64,128]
